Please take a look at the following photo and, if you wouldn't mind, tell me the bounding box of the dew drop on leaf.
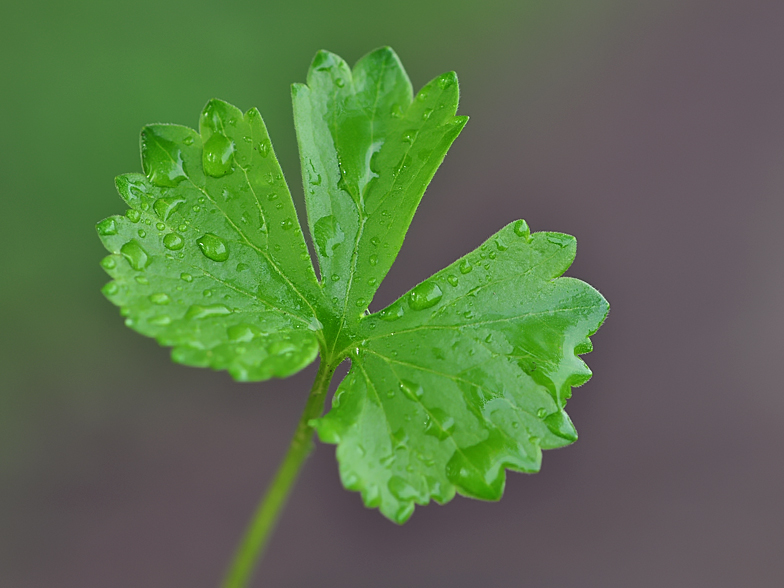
[125,209,141,223]
[227,324,257,343]
[408,281,443,311]
[185,304,232,320]
[120,240,151,271]
[153,196,186,221]
[197,233,229,262]
[459,259,472,274]
[180,272,193,282]
[96,218,118,236]
[203,132,235,177]
[399,379,424,401]
[163,233,185,250]
[149,292,171,305]
[446,275,458,287]
[379,300,405,321]
[100,256,116,270]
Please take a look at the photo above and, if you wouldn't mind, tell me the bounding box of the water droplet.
[203,132,234,177]
[438,74,453,89]
[459,259,472,274]
[243,135,252,143]
[180,273,193,282]
[446,275,458,287]
[463,310,474,319]
[484,334,493,343]
[192,205,201,212]
[120,240,151,271]
[102,282,118,296]
[369,254,378,266]
[149,292,171,305]
[161,233,183,251]
[547,234,570,248]
[399,379,424,402]
[185,304,232,320]
[97,218,118,235]
[236,263,248,272]
[227,323,257,342]
[137,229,146,238]
[424,409,455,440]
[514,220,530,239]
[422,108,433,120]
[280,218,294,231]
[402,130,417,143]
[335,78,345,88]
[495,238,508,251]
[488,251,497,260]
[141,129,188,187]
[512,421,520,429]
[153,196,186,221]
[125,209,141,223]
[197,233,229,262]
[135,276,149,285]
[258,142,269,157]
[178,224,188,232]
[536,408,547,419]
[203,289,214,297]
[331,274,340,282]
[356,298,366,308]
[409,281,443,311]
[156,222,165,231]
[379,300,405,321]
[149,315,171,326]
[100,256,116,270]
[368,278,377,286]
[268,339,296,355]
[370,236,380,246]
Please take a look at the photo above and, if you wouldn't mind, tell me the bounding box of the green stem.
[221,359,336,588]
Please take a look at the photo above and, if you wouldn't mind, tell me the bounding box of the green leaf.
[97,100,326,381]
[292,47,468,349]
[97,47,608,524]
[314,222,607,522]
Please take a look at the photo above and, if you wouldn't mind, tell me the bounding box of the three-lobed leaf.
[98,47,608,523]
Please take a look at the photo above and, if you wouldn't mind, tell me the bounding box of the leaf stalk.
[221,358,336,588]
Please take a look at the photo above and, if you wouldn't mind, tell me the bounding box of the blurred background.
[2,0,783,586]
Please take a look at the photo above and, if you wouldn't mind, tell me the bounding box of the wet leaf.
[97,47,608,523]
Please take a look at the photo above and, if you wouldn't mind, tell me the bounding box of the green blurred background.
[0,0,620,463]
[4,0,784,586]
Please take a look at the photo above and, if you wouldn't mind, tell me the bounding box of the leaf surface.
[98,47,608,523]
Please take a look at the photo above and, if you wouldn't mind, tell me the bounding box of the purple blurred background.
[2,0,783,586]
